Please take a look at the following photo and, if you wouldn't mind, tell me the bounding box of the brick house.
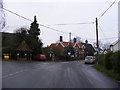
[49,36,95,58]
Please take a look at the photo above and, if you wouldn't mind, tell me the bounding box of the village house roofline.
[50,41,84,49]
[49,43,57,47]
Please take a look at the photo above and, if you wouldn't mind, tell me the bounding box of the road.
[2,60,119,88]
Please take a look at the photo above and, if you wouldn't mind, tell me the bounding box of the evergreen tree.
[28,16,42,55]
[29,16,40,39]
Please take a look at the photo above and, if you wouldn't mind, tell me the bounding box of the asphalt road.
[2,60,119,88]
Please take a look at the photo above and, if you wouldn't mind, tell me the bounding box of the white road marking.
[61,62,69,63]
[2,70,27,78]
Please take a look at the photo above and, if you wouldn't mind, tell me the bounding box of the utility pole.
[96,18,99,64]
[69,32,72,43]
[96,18,99,50]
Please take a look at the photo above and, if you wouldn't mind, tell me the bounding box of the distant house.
[16,40,32,60]
[94,47,103,54]
[110,39,120,52]
[49,36,95,57]
[82,40,95,56]
[103,49,112,54]
[2,32,32,60]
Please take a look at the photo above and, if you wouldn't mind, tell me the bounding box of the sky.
[2,0,119,47]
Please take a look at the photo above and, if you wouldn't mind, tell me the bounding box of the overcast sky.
[2,0,119,46]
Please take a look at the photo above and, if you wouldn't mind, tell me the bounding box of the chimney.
[85,40,88,44]
[73,38,77,43]
[60,36,63,42]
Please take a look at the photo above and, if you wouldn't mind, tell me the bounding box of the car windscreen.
[86,56,93,59]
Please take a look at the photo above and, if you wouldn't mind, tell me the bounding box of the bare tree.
[102,42,111,50]
[0,0,5,31]
[93,41,110,50]
[72,36,83,43]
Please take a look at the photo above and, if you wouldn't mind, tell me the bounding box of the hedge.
[96,51,120,75]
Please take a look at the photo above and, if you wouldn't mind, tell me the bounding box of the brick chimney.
[60,36,63,42]
[73,38,77,43]
[85,40,88,44]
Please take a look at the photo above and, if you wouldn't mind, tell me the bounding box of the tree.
[71,36,83,43]
[28,16,42,55]
[15,16,43,55]
[93,41,111,50]
[0,0,5,31]
[102,42,111,50]
[15,27,29,42]
[29,16,40,39]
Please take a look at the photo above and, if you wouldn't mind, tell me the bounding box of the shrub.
[110,51,120,74]
[96,54,105,66]
[104,52,113,70]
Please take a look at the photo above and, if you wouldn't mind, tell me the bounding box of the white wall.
[112,40,120,52]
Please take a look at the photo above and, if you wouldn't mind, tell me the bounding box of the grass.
[93,64,120,81]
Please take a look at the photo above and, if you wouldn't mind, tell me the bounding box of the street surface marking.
[2,70,27,78]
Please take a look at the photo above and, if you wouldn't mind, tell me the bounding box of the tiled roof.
[49,43,57,47]
[16,41,32,51]
[62,42,69,47]
[50,41,84,48]
[77,43,83,48]
[82,43,95,53]
[71,43,76,47]
[104,49,111,52]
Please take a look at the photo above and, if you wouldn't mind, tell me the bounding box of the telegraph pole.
[96,18,99,50]
[96,18,99,64]
[69,32,72,43]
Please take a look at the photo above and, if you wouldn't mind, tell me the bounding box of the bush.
[51,47,66,60]
[96,54,105,66]
[104,52,113,70]
[110,51,120,74]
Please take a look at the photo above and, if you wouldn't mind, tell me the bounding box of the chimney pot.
[85,40,88,44]
[73,38,77,43]
[60,36,63,42]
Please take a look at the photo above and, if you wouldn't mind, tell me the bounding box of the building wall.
[112,40,120,52]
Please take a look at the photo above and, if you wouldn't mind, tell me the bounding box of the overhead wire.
[2,7,69,34]
[3,7,94,35]
[2,3,117,42]
[3,8,33,22]
[47,22,94,26]
[99,26,106,37]
[99,0,117,20]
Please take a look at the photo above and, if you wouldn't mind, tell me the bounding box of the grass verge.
[93,64,120,81]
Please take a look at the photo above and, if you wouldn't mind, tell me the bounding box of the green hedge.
[104,52,113,70]
[110,51,120,74]
[96,51,120,75]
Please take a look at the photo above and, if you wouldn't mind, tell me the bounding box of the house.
[49,36,95,57]
[103,49,112,54]
[94,47,103,54]
[110,39,120,52]
[16,40,32,60]
[82,40,95,56]
[2,32,32,60]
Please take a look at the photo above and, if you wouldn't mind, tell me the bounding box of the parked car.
[35,54,47,61]
[85,56,95,64]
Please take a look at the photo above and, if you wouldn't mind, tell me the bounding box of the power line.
[3,8,33,22]
[99,26,106,37]
[3,6,117,42]
[99,0,117,20]
[39,24,69,34]
[47,22,94,26]
[2,7,69,34]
